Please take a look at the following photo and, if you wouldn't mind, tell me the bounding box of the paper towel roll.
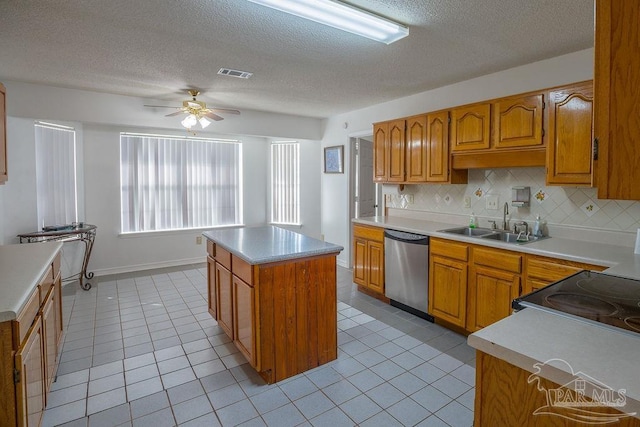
[635,228,640,255]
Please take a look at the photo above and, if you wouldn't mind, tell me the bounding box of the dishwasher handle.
[384,229,429,245]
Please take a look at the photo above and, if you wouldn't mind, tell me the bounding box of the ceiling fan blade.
[210,108,240,115]
[204,112,225,121]
[165,110,186,117]
[144,104,181,109]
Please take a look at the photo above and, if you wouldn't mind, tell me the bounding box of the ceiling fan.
[145,90,240,131]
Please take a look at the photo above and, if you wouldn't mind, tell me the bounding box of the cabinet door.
[42,288,57,395]
[54,272,63,348]
[547,83,594,186]
[405,115,427,182]
[595,0,640,200]
[428,255,467,327]
[15,320,45,427]
[207,256,217,319]
[353,237,367,287]
[0,83,6,185]
[373,123,388,182]
[426,111,450,182]
[233,276,256,367]
[367,240,385,295]
[215,262,233,338]
[493,94,544,149]
[387,119,406,182]
[468,266,520,332]
[450,103,491,151]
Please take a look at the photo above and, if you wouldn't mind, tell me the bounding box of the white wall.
[1,82,324,275]
[321,48,595,267]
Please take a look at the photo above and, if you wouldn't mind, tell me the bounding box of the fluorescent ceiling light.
[247,0,409,44]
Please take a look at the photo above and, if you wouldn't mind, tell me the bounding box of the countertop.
[203,226,343,264]
[0,242,63,322]
[353,215,640,277]
[355,215,640,416]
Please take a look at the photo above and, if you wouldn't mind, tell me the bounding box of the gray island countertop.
[203,226,343,264]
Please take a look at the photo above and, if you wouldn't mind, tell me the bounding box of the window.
[35,122,78,227]
[270,141,300,225]
[120,133,242,233]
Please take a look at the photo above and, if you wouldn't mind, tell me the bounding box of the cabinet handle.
[593,138,599,161]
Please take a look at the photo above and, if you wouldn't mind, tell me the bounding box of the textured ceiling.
[0,0,594,118]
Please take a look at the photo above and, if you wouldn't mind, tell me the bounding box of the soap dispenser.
[533,215,543,237]
[469,212,477,229]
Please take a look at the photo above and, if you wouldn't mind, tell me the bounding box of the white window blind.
[271,141,300,225]
[120,133,242,233]
[35,122,78,227]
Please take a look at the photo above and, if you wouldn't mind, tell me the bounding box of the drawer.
[207,239,215,258]
[430,238,468,261]
[52,253,61,279]
[39,265,55,304]
[526,257,584,282]
[353,225,384,242]
[215,245,232,270]
[232,255,253,286]
[14,288,41,346]
[473,246,521,274]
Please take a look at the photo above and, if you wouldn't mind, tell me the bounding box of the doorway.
[349,134,381,266]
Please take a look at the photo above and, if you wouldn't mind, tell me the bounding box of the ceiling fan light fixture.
[246,0,408,44]
[181,114,198,129]
[199,117,211,129]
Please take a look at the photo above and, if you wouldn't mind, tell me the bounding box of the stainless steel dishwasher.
[384,229,433,321]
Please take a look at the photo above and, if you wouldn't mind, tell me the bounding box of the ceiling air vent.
[217,68,253,79]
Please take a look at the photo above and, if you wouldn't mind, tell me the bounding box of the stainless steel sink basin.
[439,227,496,237]
[439,227,549,245]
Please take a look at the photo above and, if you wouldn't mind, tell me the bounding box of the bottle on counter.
[469,212,477,229]
[533,215,543,237]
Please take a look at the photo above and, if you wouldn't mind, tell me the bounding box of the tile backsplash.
[384,168,640,233]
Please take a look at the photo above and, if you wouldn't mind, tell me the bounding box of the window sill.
[119,224,245,238]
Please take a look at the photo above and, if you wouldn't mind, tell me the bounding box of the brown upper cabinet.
[0,82,6,185]
[373,119,405,183]
[450,103,491,151]
[493,94,544,149]
[595,0,640,200]
[546,81,594,186]
[374,113,466,184]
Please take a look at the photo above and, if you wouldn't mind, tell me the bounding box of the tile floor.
[41,265,475,427]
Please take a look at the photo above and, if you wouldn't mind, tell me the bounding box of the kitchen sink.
[439,227,496,237]
[439,227,549,245]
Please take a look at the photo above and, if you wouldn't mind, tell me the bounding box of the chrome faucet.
[502,202,509,231]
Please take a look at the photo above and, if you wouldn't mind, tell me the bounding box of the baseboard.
[89,257,206,277]
[337,258,349,269]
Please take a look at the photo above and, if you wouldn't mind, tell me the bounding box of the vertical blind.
[120,133,242,233]
[271,141,300,225]
[35,122,78,227]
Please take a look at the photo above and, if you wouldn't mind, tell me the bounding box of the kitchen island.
[203,226,343,383]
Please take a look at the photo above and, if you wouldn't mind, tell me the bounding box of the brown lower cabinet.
[206,239,338,383]
[475,351,640,427]
[429,238,605,333]
[1,251,62,427]
[352,224,386,299]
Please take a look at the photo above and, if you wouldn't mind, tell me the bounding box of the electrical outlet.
[196,236,202,245]
[463,196,471,208]
[486,195,499,210]
[406,194,414,204]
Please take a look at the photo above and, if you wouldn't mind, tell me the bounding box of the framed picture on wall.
[324,145,344,174]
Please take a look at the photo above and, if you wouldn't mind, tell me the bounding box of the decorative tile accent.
[534,189,547,203]
[443,193,453,205]
[581,199,600,217]
[473,187,484,198]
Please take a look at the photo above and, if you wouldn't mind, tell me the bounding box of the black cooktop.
[513,270,640,336]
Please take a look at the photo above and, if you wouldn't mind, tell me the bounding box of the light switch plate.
[486,195,499,210]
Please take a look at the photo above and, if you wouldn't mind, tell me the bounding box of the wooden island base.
[205,228,341,384]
